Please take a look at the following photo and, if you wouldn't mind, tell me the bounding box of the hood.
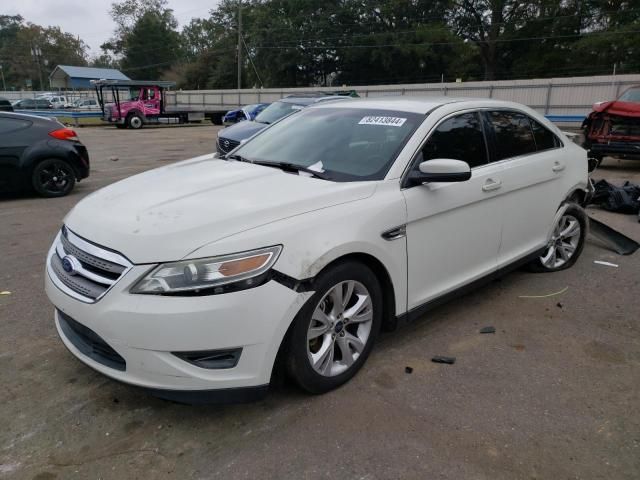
[592,100,640,118]
[219,120,267,142]
[64,155,376,263]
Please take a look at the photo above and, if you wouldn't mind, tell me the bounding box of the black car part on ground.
[590,179,640,215]
[588,216,640,255]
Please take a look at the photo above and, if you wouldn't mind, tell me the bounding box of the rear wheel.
[32,158,76,197]
[127,114,143,129]
[528,203,587,272]
[286,261,382,394]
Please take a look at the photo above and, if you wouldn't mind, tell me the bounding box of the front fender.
[188,181,408,316]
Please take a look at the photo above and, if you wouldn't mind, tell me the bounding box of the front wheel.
[286,261,382,394]
[127,114,143,129]
[528,203,587,272]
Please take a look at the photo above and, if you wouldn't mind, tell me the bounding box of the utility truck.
[93,80,226,129]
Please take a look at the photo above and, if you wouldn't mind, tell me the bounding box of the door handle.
[552,162,565,172]
[482,179,502,192]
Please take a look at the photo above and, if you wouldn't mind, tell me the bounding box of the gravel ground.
[0,125,638,480]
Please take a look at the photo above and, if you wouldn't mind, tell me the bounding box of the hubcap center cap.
[334,320,345,334]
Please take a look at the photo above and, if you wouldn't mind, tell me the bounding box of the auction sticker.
[358,116,407,127]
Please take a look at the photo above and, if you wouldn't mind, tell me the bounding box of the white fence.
[4,73,640,123]
[167,74,640,121]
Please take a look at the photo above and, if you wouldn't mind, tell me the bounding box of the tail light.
[49,128,79,142]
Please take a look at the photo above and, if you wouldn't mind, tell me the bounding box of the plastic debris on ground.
[588,216,640,255]
[431,356,456,365]
[405,366,413,374]
[518,286,569,299]
[594,260,619,267]
[0,291,10,295]
[479,326,496,334]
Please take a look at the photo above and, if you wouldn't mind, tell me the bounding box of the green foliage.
[0,15,87,90]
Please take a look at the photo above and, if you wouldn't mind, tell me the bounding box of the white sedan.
[45,97,590,402]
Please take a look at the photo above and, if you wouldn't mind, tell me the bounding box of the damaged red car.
[583,86,640,165]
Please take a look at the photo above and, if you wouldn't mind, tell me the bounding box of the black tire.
[528,202,587,273]
[286,261,382,394]
[127,114,143,129]
[32,158,76,197]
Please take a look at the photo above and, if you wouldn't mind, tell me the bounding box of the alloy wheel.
[306,280,373,377]
[38,161,73,195]
[540,214,581,269]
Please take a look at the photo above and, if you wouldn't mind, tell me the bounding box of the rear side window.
[488,111,536,161]
[530,118,562,151]
[0,117,32,134]
[421,112,488,168]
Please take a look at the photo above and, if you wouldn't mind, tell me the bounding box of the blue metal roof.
[51,65,130,81]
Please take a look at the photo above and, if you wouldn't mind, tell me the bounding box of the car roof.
[0,111,57,123]
[309,96,530,114]
[280,95,353,106]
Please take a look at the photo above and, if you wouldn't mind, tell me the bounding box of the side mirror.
[410,159,471,185]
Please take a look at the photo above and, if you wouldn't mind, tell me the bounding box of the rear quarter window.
[0,117,32,134]
[488,111,536,161]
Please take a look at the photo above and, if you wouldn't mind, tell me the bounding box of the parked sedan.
[216,93,353,154]
[0,112,89,197]
[223,103,270,125]
[13,98,53,110]
[45,97,589,403]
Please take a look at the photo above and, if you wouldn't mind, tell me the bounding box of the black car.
[0,97,13,112]
[0,112,90,197]
[13,98,53,110]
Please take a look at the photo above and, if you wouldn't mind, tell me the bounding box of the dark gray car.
[0,112,90,197]
[216,93,354,155]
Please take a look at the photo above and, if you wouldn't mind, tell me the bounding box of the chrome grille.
[47,227,131,303]
[217,137,240,154]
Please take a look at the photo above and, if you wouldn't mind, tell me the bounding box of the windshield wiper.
[226,153,251,162]
[252,160,332,180]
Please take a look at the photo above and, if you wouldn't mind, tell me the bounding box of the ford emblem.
[62,255,80,275]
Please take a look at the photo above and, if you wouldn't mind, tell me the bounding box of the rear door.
[0,116,33,192]
[483,110,566,266]
[402,111,504,310]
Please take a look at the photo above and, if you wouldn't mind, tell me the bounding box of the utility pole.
[0,65,6,91]
[31,44,44,91]
[237,0,242,91]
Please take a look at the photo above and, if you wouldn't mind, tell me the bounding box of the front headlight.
[131,246,282,295]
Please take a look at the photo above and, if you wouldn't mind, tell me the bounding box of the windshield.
[254,100,304,124]
[619,87,640,103]
[234,107,423,181]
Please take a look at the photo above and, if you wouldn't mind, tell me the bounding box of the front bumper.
[589,141,640,158]
[45,258,312,400]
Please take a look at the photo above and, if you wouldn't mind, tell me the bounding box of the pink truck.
[93,80,226,129]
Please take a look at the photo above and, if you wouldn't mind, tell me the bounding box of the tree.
[0,16,87,90]
[447,0,537,80]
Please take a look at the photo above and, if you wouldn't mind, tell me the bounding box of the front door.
[141,87,161,115]
[402,111,503,311]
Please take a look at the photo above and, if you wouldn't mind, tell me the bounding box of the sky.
[3,0,221,56]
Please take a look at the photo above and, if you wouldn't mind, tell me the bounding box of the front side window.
[235,107,423,182]
[421,112,488,168]
[488,111,536,161]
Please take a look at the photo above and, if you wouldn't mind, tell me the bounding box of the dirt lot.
[1,125,639,480]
